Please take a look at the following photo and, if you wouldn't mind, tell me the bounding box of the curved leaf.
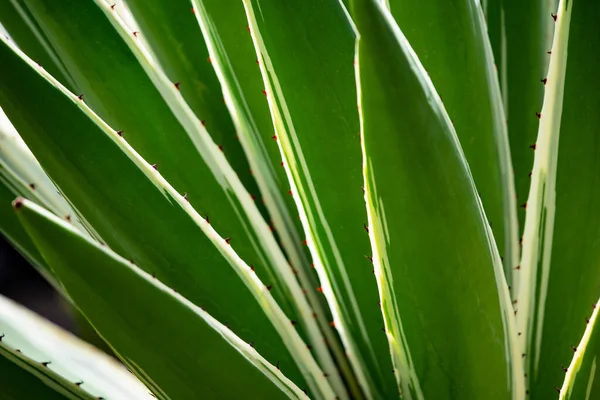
[242,0,397,397]
[558,299,600,399]
[0,0,77,91]
[0,294,151,399]
[516,0,600,397]
[351,0,524,398]
[387,0,519,286]
[189,1,322,364]
[91,1,342,396]
[18,0,277,298]
[118,0,253,186]
[502,0,557,233]
[127,5,324,386]
[13,198,306,400]
[0,35,333,396]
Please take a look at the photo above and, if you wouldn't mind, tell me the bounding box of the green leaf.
[191,0,362,397]
[242,0,397,397]
[190,0,318,313]
[124,4,320,381]
[0,347,87,400]
[0,35,334,396]
[18,0,278,296]
[482,0,505,96]
[0,0,78,91]
[387,0,519,286]
[0,176,45,272]
[0,109,88,279]
[84,1,355,396]
[516,0,600,397]
[91,4,344,394]
[0,293,152,399]
[351,0,524,398]
[13,197,307,400]
[501,0,557,233]
[119,0,255,187]
[558,299,600,399]
[185,0,299,239]
[0,110,85,231]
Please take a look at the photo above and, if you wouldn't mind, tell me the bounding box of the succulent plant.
[0,0,598,398]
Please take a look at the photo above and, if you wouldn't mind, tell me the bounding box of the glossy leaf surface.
[0,0,77,91]
[116,0,262,200]
[502,0,557,233]
[517,0,600,397]
[559,299,600,399]
[0,35,311,392]
[19,0,274,293]
[243,1,396,397]
[0,294,151,399]
[14,198,301,400]
[352,0,524,398]
[387,0,519,283]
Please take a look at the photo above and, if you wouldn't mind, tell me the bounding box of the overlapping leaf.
[516,0,600,397]
[14,198,307,400]
[499,0,557,234]
[351,0,524,398]
[0,293,152,399]
[387,0,519,286]
[0,34,331,396]
[558,299,600,399]
[240,0,401,398]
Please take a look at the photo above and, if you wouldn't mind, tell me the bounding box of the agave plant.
[0,0,598,398]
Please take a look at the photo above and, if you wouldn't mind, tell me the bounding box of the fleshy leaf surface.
[558,299,600,399]
[516,0,600,397]
[14,198,306,400]
[351,0,524,398]
[0,34,331,395]
[241,1,397,397]
[0,293,152,399]
[387,0,519,285]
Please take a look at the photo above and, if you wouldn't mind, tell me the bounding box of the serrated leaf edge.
[0,34,333,399]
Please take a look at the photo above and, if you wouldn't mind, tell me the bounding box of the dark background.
[0,234,74,331]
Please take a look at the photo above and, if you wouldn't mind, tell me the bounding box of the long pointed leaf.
[0,0,78,91]
[558,299,600,399]
[386,0,519,287]
[516,0,600,397]
[120,6,324,385]
[186,0,305,263]
[191,1,353,397]
[0,35,335,396]
[96,2,339,376]
[242,1,397,398]
[0,293,152,399]
[13,198,307,400]
[351,0,524,398]
[115,0,255,190]
[502,0,557,233]
[18,0,279,301]
[91,2,339,396]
